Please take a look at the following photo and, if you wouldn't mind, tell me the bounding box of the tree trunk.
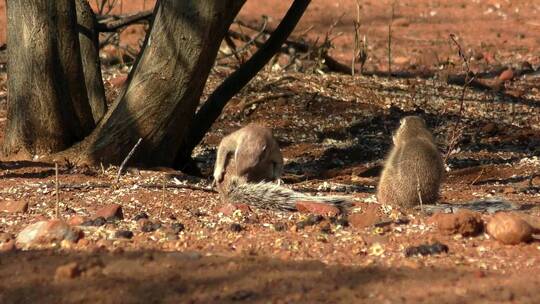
[55,0,95,134]
[174,0,311,169]
[3,0,90,157]
[76,0,107,123]
[65,0,246,166]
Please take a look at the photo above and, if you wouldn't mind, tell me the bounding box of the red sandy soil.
[0,1,540,303]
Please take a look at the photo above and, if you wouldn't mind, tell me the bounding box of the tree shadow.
[0,250,485,303]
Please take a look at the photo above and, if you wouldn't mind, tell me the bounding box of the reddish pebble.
[428,210,484,236]
[109,74,127,88]
[55,262,80,281]
[67,215,87,226]
[498,68,514,82]
[0,200,28,213]
[295,201,340,217]
[94,204,123,220]
[487,213,532,245]
[218,203,252,216]
[349,205,383,229]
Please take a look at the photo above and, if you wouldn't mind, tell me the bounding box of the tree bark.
[55,0,95,134]
[76,0,107,123]
[64,0,246,166]
[174,0,311,168]
[3,0,90,157]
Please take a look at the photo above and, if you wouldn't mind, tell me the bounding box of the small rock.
[0,239,16,252]
[502,186,515,194]
[166,233,178,241]
[516,214,540,233]
[404,242,449,257]
[349,205,382,229]
[55,262,80,281]
[296,215,324,230]
[132,212,149,221]
[81,217,106,227]
[0,200,28,213]
[295,201,340,217]
[320,223,332,234]
[392,17,410,27]
[428,210,483,236]
[499,68,514,82]
[486,213,532,245]
[114,230,133,239]
[481,122,497,134]
[273,222,287,231]
[16,220,81,247]
[170,222,185,234]
[94,204,123,220]
[393,56,410,65]
[230,223,243,232]
[109,74,127,88]
[67,215,86,226]
[139,219,161,233]
[0,233,16,252]
[218,203,252,216]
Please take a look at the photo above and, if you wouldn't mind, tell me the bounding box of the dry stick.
[116,138,143,183]
[470,168,485,186]
[219,16,268,60]
[387,2,395,77]
[55,163,60,219]
[351,0,363,76]
[416,173,423,213]
[241,92,294,111]
[159,175,166,218]
[96,10,153,32]
[444,34,475,164]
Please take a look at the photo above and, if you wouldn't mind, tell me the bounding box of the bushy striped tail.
[224,178,351,211]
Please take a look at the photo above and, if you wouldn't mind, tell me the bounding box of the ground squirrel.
[377,116,444,209]
[214,123,349,211]
[213,123,283,184]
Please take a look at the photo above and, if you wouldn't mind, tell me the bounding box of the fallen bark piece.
[405,242,449,257]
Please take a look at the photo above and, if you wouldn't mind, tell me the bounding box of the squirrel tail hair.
[224,178,351,211]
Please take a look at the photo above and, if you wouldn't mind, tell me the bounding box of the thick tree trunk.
[65,0,246,166]
[174,0,311,169]
[3,0,91,157]
[55,0,95,134]
[76,0,107,123]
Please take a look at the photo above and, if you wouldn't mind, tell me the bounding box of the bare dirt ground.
[0,1,540,303]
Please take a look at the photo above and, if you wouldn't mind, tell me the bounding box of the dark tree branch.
[174,0,311,168]
[96,10,153,32]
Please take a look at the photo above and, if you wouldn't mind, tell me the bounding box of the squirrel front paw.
[213,169,225,183]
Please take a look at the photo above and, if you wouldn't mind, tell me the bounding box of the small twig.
[387,2,396,76]
[116,138,143,183]
[96,10,153,32]
[241,92,294,111]
[444,34,475,164]
[159,175,166,218]
[416,173,423,213]
[219,16,268,60]
[55,163,60,219]
[470,168,486,186]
